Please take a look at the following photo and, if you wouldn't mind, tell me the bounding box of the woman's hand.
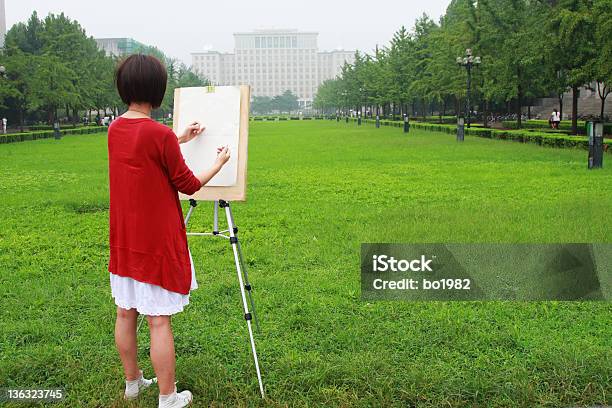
[214,146,231,169]
[178,122,205,144]
[194,146,231,187]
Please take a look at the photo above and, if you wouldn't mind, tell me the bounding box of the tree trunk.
[484,100,489,128]
[598,82,609,122]
[517,84,523,129]
[558,94,564,120]
[571,85,578,135]
[527,105,531,120]
[19,107,24,132]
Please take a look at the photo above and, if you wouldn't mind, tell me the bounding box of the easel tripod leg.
[224,204,265,398]
[227,205,261,333]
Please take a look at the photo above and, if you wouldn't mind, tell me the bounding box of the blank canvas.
[173,85,250,201]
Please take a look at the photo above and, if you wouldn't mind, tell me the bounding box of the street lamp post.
[456,49,481,128]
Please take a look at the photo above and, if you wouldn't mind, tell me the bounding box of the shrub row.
[501,119,612,135]
[0,126,106,144]
[250,115,334,121]
[27,123,100,132]
[360,118,612,153]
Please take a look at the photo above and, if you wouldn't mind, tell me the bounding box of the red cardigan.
[108,117,202,295]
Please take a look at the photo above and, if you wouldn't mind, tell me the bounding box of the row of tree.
[313,0,611,133]
[251,90,300,115]
[0,12,207,128]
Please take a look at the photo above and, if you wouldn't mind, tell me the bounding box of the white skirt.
[110,251,198,316]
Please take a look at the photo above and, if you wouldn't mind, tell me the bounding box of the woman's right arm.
[162,132,230,195]
[194,147,231,187]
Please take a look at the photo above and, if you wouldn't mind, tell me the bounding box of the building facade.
[191,29,354,108]
[95,38,146,57]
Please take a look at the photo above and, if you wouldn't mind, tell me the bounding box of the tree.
[1,51,36,129]
[475,0,550,128]
[251,96,274,115]
[273,90,299,113]
[592,0,612,120]
[313,79,342,114]
[0,11,205,126]
[550,0,597,133]
[387,27,415,115]
[28,55,77,124]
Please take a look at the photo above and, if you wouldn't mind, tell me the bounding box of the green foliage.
[0,11,205,125]
[252,90,300,114]
[0,126,105,144]
[358,118,611,152]
[314,0,611,130]
[502,119,612,135]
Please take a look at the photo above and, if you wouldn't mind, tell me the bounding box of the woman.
[108,54,230,408]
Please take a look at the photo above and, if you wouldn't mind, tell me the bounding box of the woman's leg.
[147,315,176,395]
[115,307,140,381]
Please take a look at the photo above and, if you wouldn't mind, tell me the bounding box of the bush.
[501,120,612,135]
[0,126,106,144]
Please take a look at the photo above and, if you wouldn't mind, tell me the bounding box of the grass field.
[0,121,611,407]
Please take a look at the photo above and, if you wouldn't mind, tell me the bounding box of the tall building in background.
[0,0,6,49]
[191,29,354,108]
[95,38,146,57]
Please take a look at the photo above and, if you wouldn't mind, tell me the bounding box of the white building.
[192,29,354,108]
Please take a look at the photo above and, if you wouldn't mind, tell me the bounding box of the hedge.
[0,126,106,144]
[27,123,101,132]
[501,119,612,135]
[359,118,612,153]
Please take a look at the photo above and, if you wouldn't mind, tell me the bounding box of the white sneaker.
[124,370,157,400]
[158,387,193,408]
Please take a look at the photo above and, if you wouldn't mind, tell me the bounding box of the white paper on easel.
[175,86,241,186]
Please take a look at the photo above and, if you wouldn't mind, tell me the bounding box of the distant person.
[2,117,6,134]
[109,54,231,408]
[550,109,561,129]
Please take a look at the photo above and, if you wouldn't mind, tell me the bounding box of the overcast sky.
[7,1,449,65]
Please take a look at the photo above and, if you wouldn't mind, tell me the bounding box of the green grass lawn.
[0,121,611,407]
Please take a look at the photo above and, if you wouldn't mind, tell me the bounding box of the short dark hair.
[115,54,167,108]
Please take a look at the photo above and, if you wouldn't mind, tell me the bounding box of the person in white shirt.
[2,118,7,134]
[550,109,561,129]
